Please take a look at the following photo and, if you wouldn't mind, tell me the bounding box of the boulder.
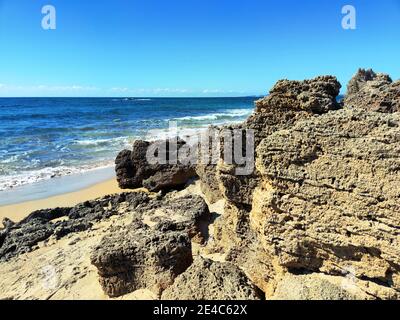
[91,220,193,297]
[255,75,341,114]
[115,138,197,192]
[161,257,263,300]
[91,193,211,297]
[138,194,211,244]
[344,68,400,113]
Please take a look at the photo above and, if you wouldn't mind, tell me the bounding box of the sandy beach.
[0,178,125,226]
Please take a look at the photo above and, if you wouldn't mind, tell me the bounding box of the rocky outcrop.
[90,194,211,297]
[138,193,211,244]
[345,68,400,113]
[195,127,224,204]
[91,220,193,297]
[207,71,400,300]
[3,69,400,301]
[161,257,263,300]
[255,75,342,114]
[216,76,342,208]
[115,139,197,192]
[0,192,151,262]
[271,273,372,300]
[253,109,400,298]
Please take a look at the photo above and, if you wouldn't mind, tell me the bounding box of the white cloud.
[0,84,99,93]
[110,87,129,92]
[0,83,250,97]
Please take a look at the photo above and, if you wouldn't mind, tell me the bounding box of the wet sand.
[0,178,124,225]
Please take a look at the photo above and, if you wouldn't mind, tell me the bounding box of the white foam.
[172,108,252,122]
[73,136,131,147]
[0,162,114,192]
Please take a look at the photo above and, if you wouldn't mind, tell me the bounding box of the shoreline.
[0,178,125,226]
[0,165,117,207]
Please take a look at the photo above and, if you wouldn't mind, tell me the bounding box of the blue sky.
[0,0,399,97]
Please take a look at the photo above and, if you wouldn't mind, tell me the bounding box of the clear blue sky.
[0,0,399,97]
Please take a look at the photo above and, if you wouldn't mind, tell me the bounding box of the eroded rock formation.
[216,76,342,208]
[0,193,151,262]
[90,194,211,297]
[2,68,399,301]
[253,109,400,299]
[345,68,400,113]
[115,139,197,192]
[91,220,193,297]
[161,257,263,300]
[209,70,400,300]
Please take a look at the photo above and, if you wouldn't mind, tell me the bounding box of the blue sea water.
[0,97,256,192]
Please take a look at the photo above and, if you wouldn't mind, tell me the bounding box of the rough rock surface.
[255,75,342,114]
[90,194,211,297]
[91,220,193,297]
[345,68,400,113]
[0,193,151,262]
[195,127,224,203]
[208,71,400,300]
[216,76,342,207]
[271,273,372,300]
[161,257,263,300]
[3,70,400,301]
[115,139,197,192]
[139,193,211,244]
[253,109,400,298]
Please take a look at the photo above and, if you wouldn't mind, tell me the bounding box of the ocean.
[0,97,256,196]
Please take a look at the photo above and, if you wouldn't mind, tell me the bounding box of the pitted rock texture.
[212,201,277,295]
[115,139,197,192]
[271,273,372,300]
[91,194,211,297]
[214,75,342,207]
[209,72,400,300]
[253,109,400,298]
[161,257,263,300]
[91,220,193,297]
[195,127,224,204]
[255,75,341,114]
[0,192,151,262]
[138,193,211,244]
[345,68,400,113]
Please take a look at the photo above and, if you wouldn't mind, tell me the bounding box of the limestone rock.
[254,109,400,298]
[161,257,263,300]
[210,72,400,300]
[138,193,211,244]
[255,75,341,114]
[195,127,224,203]
[215,75,341,207]
[115,139,197,192]
[0,192,151,262]
[91,193,211,297]
[91,220,193,297]
[345,68,399,113]
[271,273,371,300]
